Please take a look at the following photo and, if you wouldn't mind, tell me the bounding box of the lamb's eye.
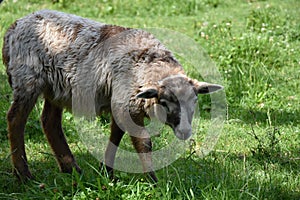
[160,101,170,112]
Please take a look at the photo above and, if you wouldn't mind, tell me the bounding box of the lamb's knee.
[7,101,26,128]
[131,136,152,153]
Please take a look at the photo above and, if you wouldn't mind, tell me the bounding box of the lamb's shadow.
[0,147,299,199]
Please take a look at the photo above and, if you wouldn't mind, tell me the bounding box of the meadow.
[0,0,299,199]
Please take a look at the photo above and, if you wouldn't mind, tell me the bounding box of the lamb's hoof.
[99,162,115,179]
[14,168,34,182]
[147,171,158,184]
[60,162,82,175]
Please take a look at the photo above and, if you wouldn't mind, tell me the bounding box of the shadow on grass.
[163,151,300,199]
[0,148,299,199]
[229,105,300,126]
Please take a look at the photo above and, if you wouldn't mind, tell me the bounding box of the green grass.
[0,0,300,199]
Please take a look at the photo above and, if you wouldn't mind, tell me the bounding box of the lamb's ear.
[136,87,159,99]
[190,79,224,94]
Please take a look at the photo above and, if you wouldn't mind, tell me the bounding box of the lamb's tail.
[2,21,17,87]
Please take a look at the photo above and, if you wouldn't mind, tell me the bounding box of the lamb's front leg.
[104,117,125,177]
[130,135,158,182]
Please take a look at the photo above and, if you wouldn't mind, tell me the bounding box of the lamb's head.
[137,75,223,140]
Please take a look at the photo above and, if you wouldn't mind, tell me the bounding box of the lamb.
[2,10,223,182]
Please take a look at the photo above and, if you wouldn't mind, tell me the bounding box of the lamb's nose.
[175,128,192,140]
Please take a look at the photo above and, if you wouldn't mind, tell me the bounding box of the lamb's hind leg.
[7,96,38,180]
[41,99,81,174]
